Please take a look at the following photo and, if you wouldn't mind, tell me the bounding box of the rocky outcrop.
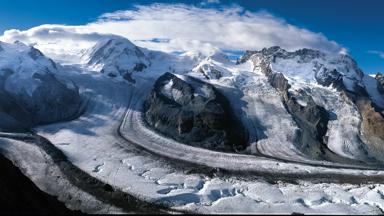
[375,73,384,95]
[268,72,291,92]
[143,72,248,152]
[197,65,222,80]
[356,99,384,154]
[282,91,329,157]
[315,68,342,87]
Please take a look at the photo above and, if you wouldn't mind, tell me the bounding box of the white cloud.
[93,4,342,53]
[200,0,221,6]
[0,25,114,63]
[0,3,343,61]
[368,50,384,59]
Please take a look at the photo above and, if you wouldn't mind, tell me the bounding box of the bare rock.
[375,73,384,95]
[143,72,248,152]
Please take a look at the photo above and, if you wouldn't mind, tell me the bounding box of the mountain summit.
[0,41,82,132]
[84,37,150,82]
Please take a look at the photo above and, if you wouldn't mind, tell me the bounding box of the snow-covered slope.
[0,41,60,96]
[79,36,205,83]
[236,46,384,163]
[1,34,384,214]
[191,51,234,79]
[239,47,365,90]
[83,37,150,81]
[0,41,82,132]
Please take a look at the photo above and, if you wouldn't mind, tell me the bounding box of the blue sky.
[0,0,383,73]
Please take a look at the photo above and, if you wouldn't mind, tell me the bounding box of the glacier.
[1,35,384,214]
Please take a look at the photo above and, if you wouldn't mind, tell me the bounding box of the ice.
[161,79,174,99]
[363,74,384,108]
[1,36,384,214]
[310,86,370,161]
[2,66,384,213]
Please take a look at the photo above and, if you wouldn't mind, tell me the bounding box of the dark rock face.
[123,73,135,83]
[375,73,384,95]
[0,70,33,132]
[121,63,147,83]
[0,93,33,132]
[356,98,384,155]
[0,154,76,214]
[268,72,291,92]
[133,63,147,72]
[198,65,222,80]
[315,67,342,87]
[144,72,248,152]
[28,47,44,60]
[0,70,82,132]
[283,92,329,156]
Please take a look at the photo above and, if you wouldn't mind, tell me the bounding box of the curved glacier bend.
[1,38,384,214]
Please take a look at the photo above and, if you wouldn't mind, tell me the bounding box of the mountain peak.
[0,42,64,97]
[84,36,150,81]
[238,46,364,90]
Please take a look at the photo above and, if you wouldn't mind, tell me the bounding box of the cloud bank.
[0,3,343,62]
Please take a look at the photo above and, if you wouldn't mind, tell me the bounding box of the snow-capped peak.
[0,41,60,96]
[240,46,365,91]
[84,37,137,62]
[189,50,234,80]
[83,36,151,80]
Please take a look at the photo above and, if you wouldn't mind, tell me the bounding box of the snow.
[0,36,384,214]
[84,37,150,74]
[161,79,175,99]
[363,74,384,108]
[271,56,318,85]
[247,49,384,164]
[0,41,59,96]
[309,86,370,161]
[0,136,124,213]
[268,53,363,91]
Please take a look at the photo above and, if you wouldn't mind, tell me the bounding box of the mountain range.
[1,35,384,214]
